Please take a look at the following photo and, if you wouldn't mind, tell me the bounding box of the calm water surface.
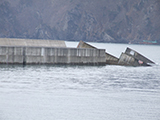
[0,43,160,120]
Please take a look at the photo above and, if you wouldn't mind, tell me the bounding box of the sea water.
[0,42,160,120]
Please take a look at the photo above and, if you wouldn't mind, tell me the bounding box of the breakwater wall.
[0,38,66,47]
[0,46,106,65]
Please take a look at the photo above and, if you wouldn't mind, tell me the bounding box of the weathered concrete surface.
[118,53,136,66]
[0,46,106,65]
[125,47,155,64]
[118,48,154,66]
[0,38,66,47]
[77,41,119,65]
[106,53,119,65]
[77,41,98,49]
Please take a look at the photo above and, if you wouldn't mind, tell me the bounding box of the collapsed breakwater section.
[77,41,155,66]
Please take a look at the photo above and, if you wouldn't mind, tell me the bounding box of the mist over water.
[0,43,160,120]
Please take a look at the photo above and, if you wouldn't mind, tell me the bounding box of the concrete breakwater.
[0,38,105,65]
[0,38,155,66]
[0,46,106,65]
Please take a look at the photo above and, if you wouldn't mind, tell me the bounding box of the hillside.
[0,0,160,44]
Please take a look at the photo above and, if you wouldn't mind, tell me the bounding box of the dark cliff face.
[0,0,160,43]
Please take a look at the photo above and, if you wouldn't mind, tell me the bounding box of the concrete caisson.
[0,46,106,65]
